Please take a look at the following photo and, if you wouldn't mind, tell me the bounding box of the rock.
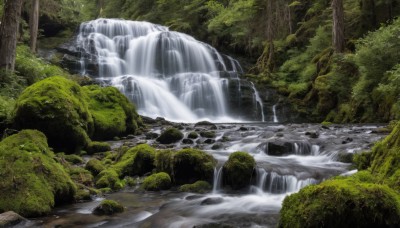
[145,132,159,139]
[201,197,224,205]
[87,141,111,154]
[195,121,217,129]
[239,126,248,131]
[127,134,135,139]
[200,131,216,138]
[142,172,172,191]
[0,130,76,217]
[336,152,354,163]
[85,158,105,176]
[185,195,204,201]
[95,169,123,190]
[341,137,353,144]
[305,131,319,138]
[179,181,212,193]
[93,200,124,215]
[182,138,194,144]
[204,139,216,144]
[223,152,256,190]
[156,127,184,144]
[0,211,27,227]
[188,131,199,139]
[259,141,292,156]
[113,144,156,177]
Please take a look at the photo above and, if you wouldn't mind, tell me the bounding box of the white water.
[272,104,279,123]
[77,18,245,122]
[251,82,265,122]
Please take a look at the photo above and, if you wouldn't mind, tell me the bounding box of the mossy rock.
[86,141,111,155]
[200,131,216,138]
[279,177,400,228]
[95,169,124,190]
[223,152,256,190]
[83,85,141,140]
[93,200,124,215]
[142,172,172,191]
[187,132,199,139]
[63,154,84,164]
[12,76,93,153]
[156,127,183,144]
[113,144,156,177]
[0,130,76,217]
[85,158,105,176]
[179,181,212,193]
[171,149,216,185]
[69,167,94,186]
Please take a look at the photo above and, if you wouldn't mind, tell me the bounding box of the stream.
[35,122,386,228]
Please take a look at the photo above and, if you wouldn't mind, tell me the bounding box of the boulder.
[223,152,256,190]
[93,200,124,215]
[142,172,171,191]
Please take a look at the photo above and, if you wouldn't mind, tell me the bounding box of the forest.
[0,0,399,227]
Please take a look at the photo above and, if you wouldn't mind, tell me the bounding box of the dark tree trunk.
[332,0,345,53]
[30,0,40,53]
[0,0,24,73]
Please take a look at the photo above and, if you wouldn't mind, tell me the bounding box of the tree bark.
[0,0,24,73]
[30,0,40,53]
[332,0,345,53]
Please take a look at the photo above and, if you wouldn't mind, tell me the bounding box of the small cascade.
[212,167,223,193]
[265,172,317,194]
[250,82,265,122]
[311,145,320,156]
[257,140,315,156]
[256,168,268,189]
[272,104,279,123]
[292,141,313,155]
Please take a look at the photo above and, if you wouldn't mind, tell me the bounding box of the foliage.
[142,172,172,191]
[0,130,76,217]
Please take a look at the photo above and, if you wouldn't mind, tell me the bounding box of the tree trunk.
[30,0,40,53]
[0,0,23,73]
[332,0,345,53]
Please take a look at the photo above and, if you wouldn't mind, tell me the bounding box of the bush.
[156,127,183,144]
[142,172,172,191]
[223,151,256,190]
[93,200,124,215]
[0,130,76,217]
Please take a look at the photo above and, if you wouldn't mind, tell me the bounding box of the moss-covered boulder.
[69,167,94,187]
[187,131,199,139]
[113,144,156,177]
[223,152,256,190]
[179,181,212,193]
[83,85,141,140]
[142,172,172,191]
[161,148,216,185]
[95,169,124,190]
[86,141,111,155]
[0,130,76,217]
[85,158,105,176]
[279,176,400,228]
[156,127,184,144]
[13,76,93,153]
[93,200,124,215]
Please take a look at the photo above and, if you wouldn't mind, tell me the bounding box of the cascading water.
[250,82,265,122]
[76,18,246,122]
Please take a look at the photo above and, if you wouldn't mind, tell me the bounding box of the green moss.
[12,76,93,153]
[223,151,255,190]
[0,95,15,130]
[156,127,184,144]
[113,144,156,177]
[86,141,111,155]
[353,151,373,170]
[69,167,94,187]
[85,158,105,176]
[142,172,172,191]
[171,148,216,185]
[83,85,141,140]
[95,169,124,190]
[179,181,212,193]
[279,177,400,228]
[93,200,124,215]
[63,154,84,165]
[154,149,175,175]
[0,130,76,217]
[200,131,216,138]
[188,131,199,139]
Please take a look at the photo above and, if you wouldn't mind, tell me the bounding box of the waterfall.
[250,82,265,122]
[265,172,317,194]
[212,167,223,193]
[76,18,247,122]
[272,104,278,123]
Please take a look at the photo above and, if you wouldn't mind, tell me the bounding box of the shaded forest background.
[1,0,400,124]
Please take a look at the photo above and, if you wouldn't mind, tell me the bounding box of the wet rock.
[200,131,216,138]
[276,133,284,137]
[145,132,159,139]
[201,197,224,205]
[126,134,135,139]
[188,131,199,139]
[141,116,158,124]
[0,211,27,227]
[341,137,353,144]
[204,139,216,144]
[156,127,184,144]
[239,126,248,131]
[336,152,354,163]
[185,195,204,201]
[259,141,292,156]
[182,138,194,144]
[212,143,223,150]
[93,200,124,215]
[305,131,319,138]
[195,121,217,129]
[223,152,256,190]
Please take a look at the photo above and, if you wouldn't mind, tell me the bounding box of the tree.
[332,0,345,53]
[30,0,40,53]
[0,0,24,73]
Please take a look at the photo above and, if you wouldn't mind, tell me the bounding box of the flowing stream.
[38,123,385,227]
